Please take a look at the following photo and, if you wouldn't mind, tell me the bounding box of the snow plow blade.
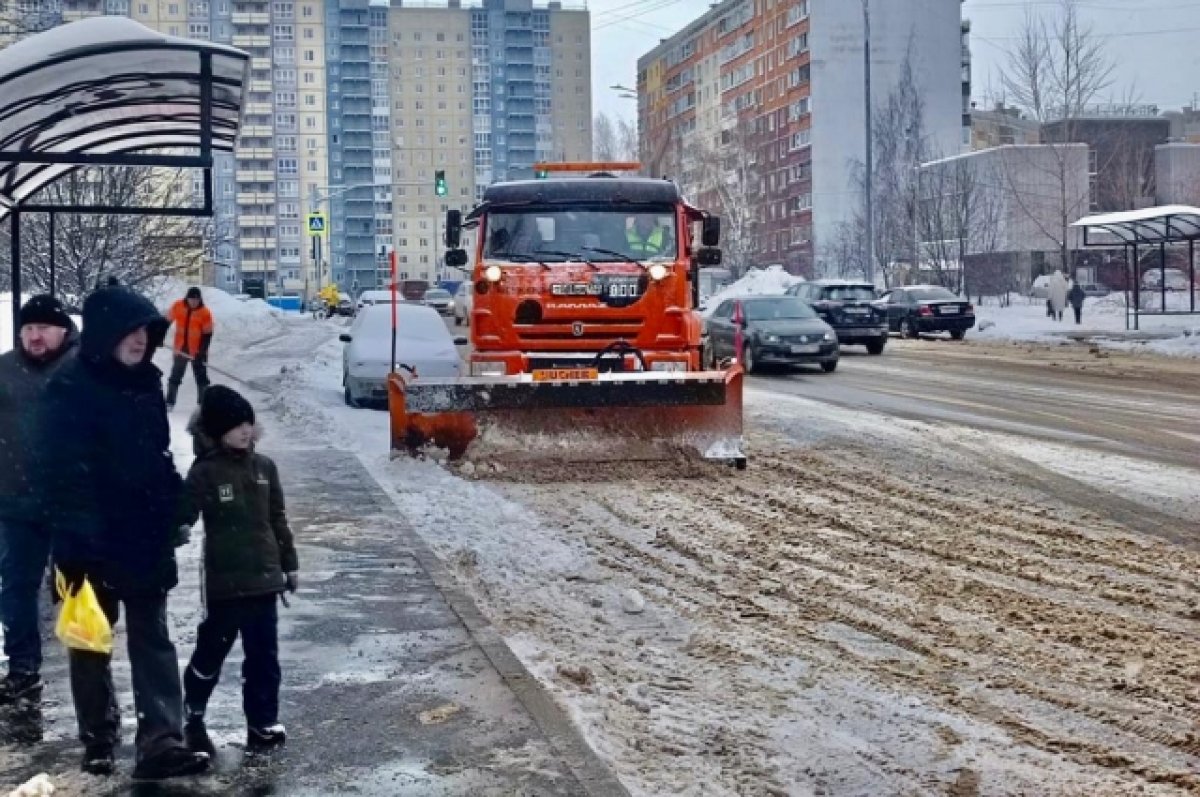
[388,368,745,466]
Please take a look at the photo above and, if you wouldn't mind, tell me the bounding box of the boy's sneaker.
[132,746,210,781]
[0,672,42,705]
[184,717,217,758]
[81,745,115,776]
[246,724,287,755]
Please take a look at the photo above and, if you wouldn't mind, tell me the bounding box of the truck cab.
[443,166,722,378]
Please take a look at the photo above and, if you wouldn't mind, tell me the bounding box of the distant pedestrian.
[1048,270,1068,322]
[1068,280,1087,324]
[179,385,298,760]
[35,286,210,779]
[165,287,214,410]
[0,296,77,707]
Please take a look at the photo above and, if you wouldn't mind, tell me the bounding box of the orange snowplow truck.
[387,162,746,467]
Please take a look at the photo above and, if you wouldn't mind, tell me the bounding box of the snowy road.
[222,315,1199,796]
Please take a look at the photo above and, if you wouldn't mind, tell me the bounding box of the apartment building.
[327,0,591,288]
[637,0,964,276]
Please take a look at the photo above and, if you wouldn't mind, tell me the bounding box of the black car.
[875,285,975,340]
[705,295,839,373]
[787,280,888,355]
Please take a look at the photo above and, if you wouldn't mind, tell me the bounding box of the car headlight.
[470,361,506,376]
[648,263,668,281]
[485,265,502,282]
[823,332,836,342]
[764,334,780,343]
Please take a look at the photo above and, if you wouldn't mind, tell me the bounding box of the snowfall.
[2,278,1199,795]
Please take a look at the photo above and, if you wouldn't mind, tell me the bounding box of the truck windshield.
[484,208,677,262]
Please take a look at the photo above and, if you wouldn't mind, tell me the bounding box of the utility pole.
[863,0,874,286]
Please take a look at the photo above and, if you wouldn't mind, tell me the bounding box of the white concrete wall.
[809,0,963,263]
[1155,143,1200,206]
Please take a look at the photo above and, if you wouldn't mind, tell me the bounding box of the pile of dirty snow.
[701,266,803,316]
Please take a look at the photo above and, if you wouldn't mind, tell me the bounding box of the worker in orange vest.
[165,287,214,410]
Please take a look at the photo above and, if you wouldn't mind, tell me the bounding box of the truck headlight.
[485,265,502,282]
[470,361,506,376]
[648,263,668,281]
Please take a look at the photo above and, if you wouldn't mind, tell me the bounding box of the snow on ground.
[700,265,803,316]
[226,319,1200,796]
[974,293,1200,357]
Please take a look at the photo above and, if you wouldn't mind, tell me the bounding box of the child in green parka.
[179,385,298,758]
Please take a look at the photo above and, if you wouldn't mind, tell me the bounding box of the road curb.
[360,456,631,797]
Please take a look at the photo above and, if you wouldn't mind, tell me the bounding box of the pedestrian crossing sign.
[306,212,326,236]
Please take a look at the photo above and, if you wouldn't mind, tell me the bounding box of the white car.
[340,304,465,407]
[355,289,394,314]
[453,282,473,326]
[422,287,453,315]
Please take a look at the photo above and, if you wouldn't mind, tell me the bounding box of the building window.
[274,25,293,41]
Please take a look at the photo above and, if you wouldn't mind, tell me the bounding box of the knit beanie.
[19,295,73,330]
[186,287,202,300]
[200,385,255,440]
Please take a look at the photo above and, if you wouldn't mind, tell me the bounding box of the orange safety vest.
[168,299,214,356]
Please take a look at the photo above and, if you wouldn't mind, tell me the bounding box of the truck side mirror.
[696,247,722,266]
[444,209,463,248]
[702,216,721,247]
[445,249,468,268]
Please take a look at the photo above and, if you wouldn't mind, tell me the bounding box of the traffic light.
[434,170,447,197]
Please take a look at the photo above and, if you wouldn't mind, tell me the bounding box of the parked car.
[704,295,839,373]
[453,281,473,326]
[1141,268,1190,292]
[1029,274,1053,299]
[422,287,453,316]
[1081,282,1110,297]
[354,289,411,314]
[339,304,466,407]
[875,285,975,340]
[786,279,888,355]
[336,292,354,316]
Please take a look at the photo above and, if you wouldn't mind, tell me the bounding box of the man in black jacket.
[0,296,77,705]
[36,286,209,780]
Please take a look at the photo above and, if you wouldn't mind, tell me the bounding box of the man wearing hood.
[0,295,78,706]
[164,286,214,410]
[35,286,210,780]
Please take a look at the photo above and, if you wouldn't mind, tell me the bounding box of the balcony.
[239,237,277,250]
[236,192,275,204]
[232,12,269,24]
[244,102,273,117]
[232,34,270,48]
[236,169,275,182]
[250,79,272,93]
[239,126,273,140]
[238,215,275,228]
[235,146,275,160]
[251,57,271,71]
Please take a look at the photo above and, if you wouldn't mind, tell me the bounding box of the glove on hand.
[285,572,299,593]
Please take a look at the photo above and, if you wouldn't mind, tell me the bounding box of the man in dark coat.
[1068,279,1087,325]
[0,295,77,705]
[35,286,210,780]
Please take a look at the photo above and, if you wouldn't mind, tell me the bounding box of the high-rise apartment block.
[2,0,590,293]
[637,0,964,276]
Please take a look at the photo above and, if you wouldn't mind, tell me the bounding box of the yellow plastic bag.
[55,570,113,654]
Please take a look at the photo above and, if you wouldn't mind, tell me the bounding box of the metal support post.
[9,210,20,351]
[48,211,56,298]
[863,0,874,286]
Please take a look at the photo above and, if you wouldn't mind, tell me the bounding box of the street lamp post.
[863,0,875,286]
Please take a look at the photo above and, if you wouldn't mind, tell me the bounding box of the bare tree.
[616,117,638,162]
[593,112,618,161]
[999,0,1116,275]
[918,156,1006,297]
[4,167,217,303]
[822,220,866,280]
[693,115,762,277]
[0,0,61,44]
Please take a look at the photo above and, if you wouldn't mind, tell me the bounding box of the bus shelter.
[0,15,248,347]
[1072,206,1200,331]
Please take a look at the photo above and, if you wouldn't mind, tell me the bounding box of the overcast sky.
[589,0,1200,126]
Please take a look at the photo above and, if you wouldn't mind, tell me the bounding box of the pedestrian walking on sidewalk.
[178,385,299,761]
[0,296,77,707]
[165,287,214,410]
[1068,279,1086,325]
[35,286,210,780]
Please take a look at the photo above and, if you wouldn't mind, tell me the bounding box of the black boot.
[81,745,115,776]
[246,724,287,755]
[0,672,43,705]
[132,746,210,781]
[185,716,217,758]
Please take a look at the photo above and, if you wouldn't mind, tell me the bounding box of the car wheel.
[866,340,886,355]
[950,329,966,341]
[901,318,920,339]
[820,360,838,373]
[742,343,757,374]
